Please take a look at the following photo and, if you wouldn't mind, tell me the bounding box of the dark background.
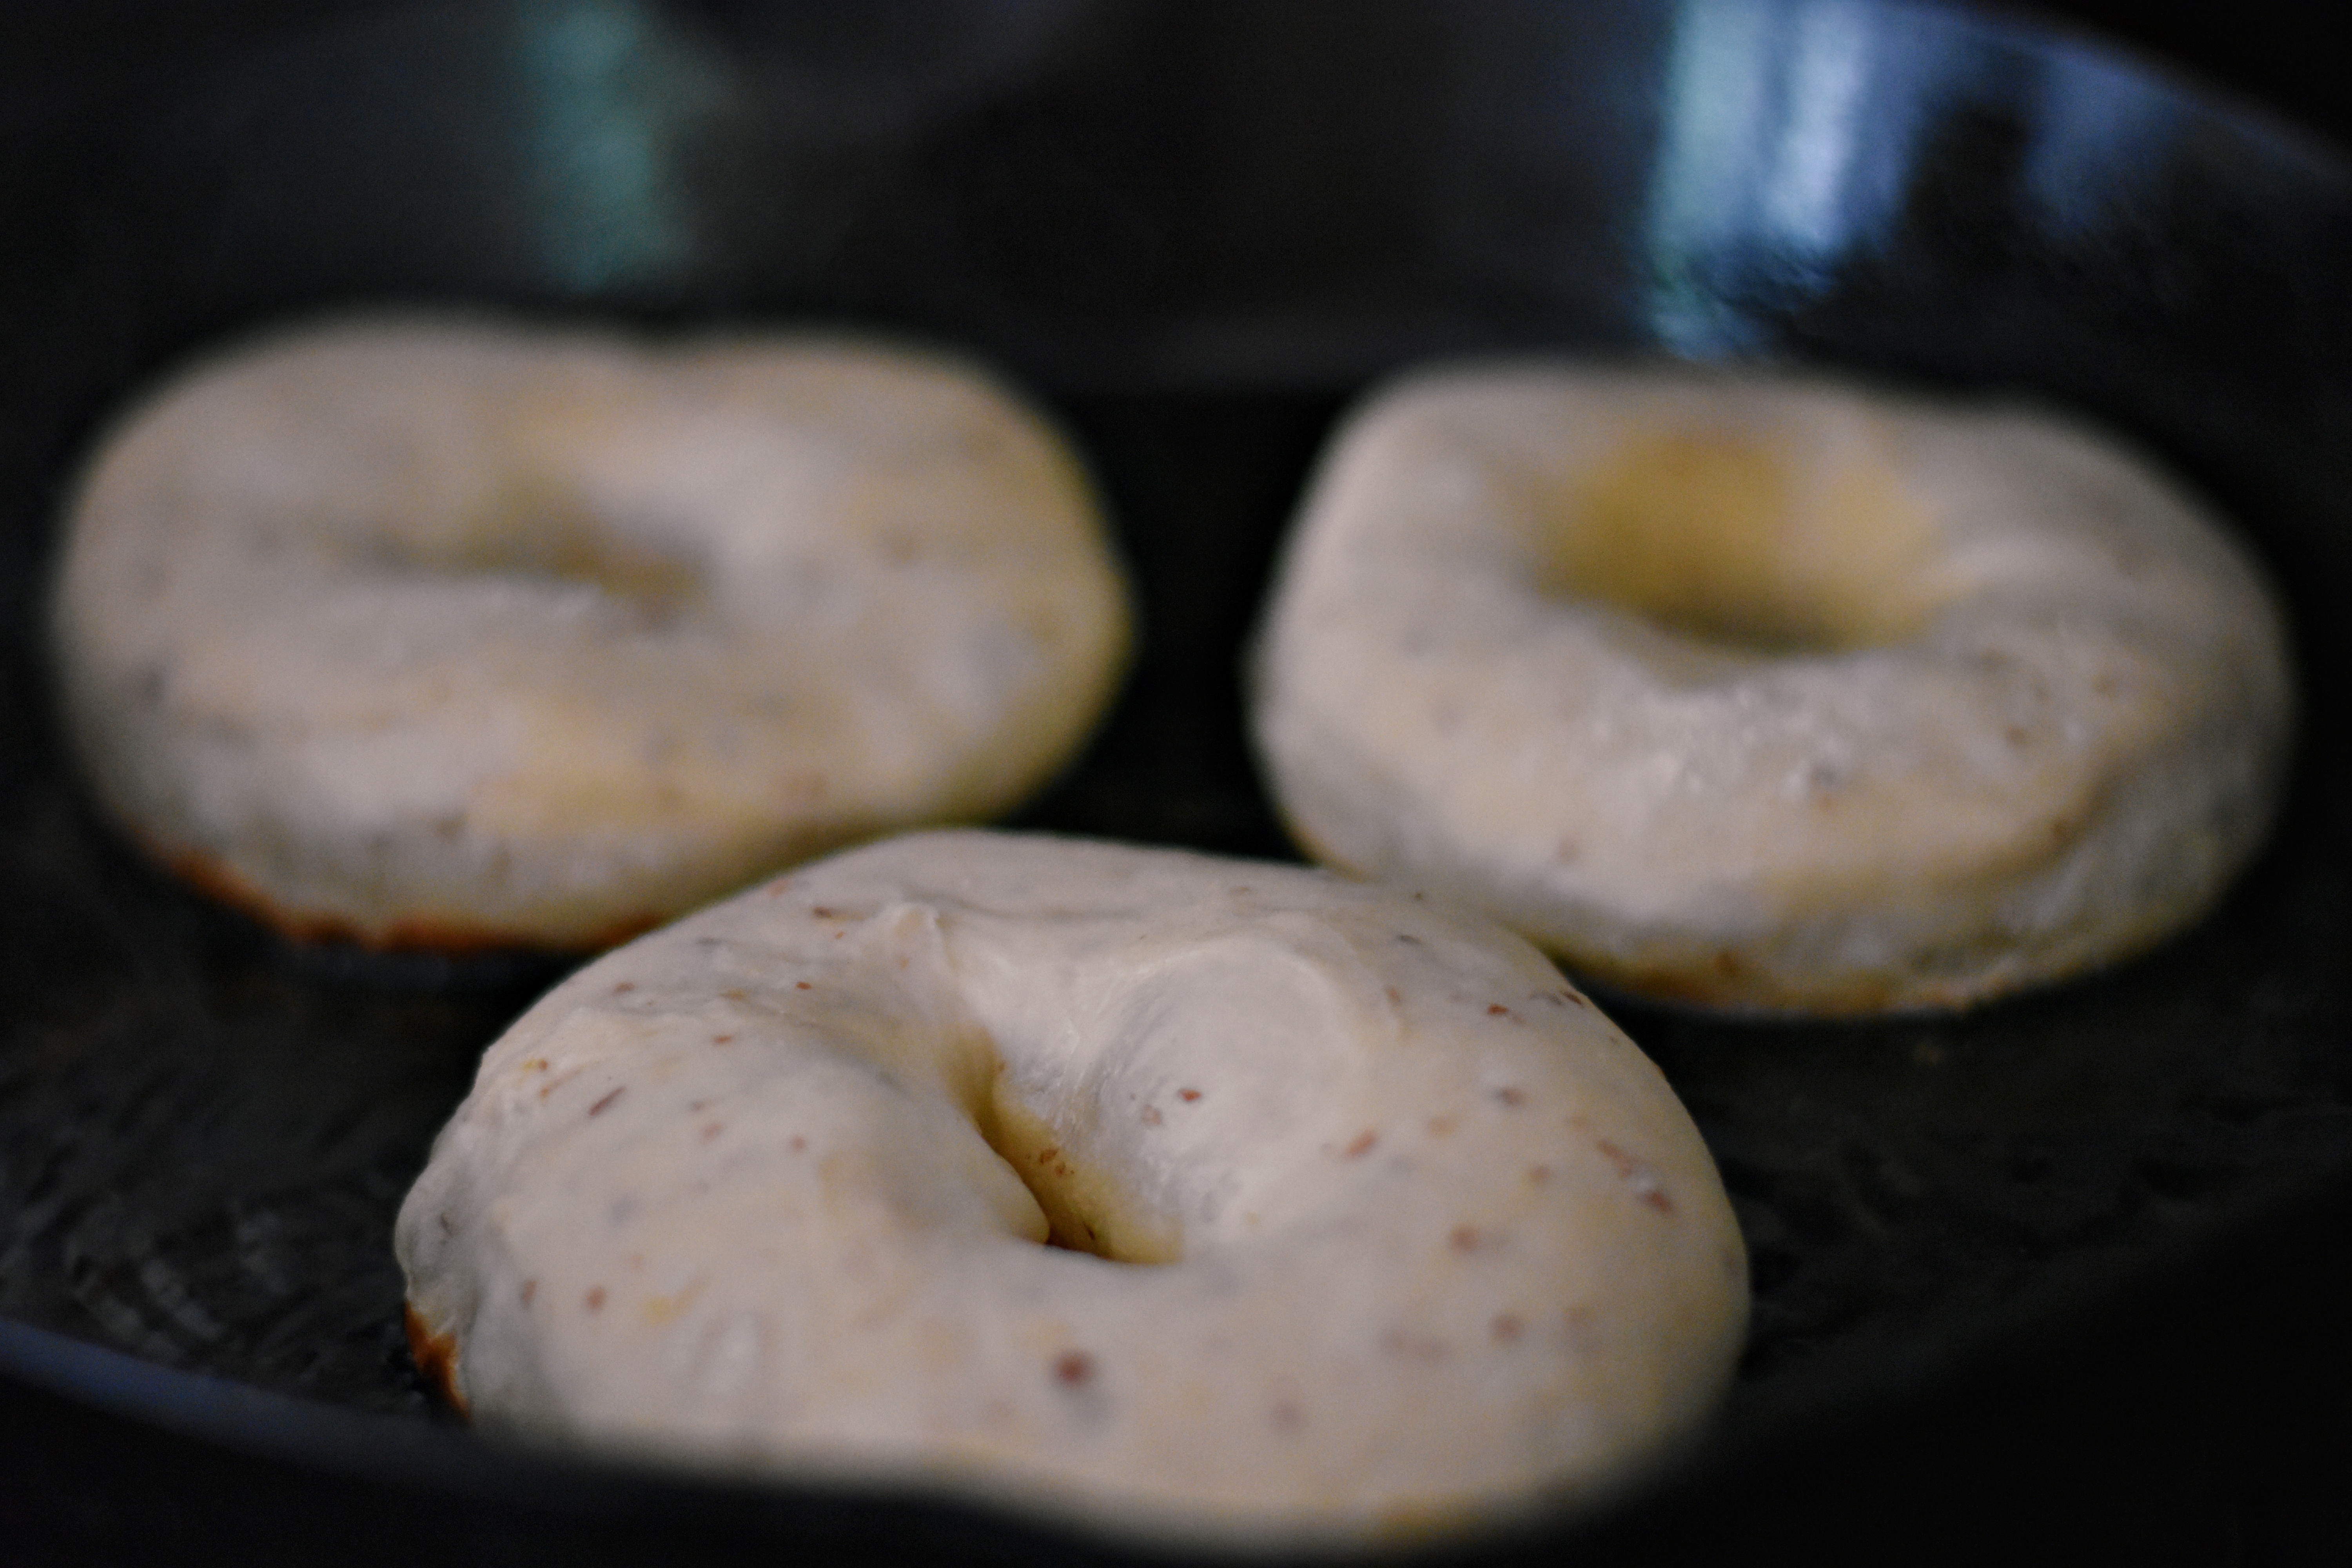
[3,3,2348,1565]
[2036,4,2335,145]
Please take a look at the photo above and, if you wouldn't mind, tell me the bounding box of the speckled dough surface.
[49,319,1131,949]
[395,831,1746,1544]
[1251,363,2296,1013]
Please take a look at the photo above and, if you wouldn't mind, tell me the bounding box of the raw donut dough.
[49,319,1131,950]
[1251,363,2295,1014]
[396,830,1747,1544]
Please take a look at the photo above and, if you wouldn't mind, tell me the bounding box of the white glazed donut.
[395,830,1747,1545]
[1251,363,2295,1014]
[49,319,1131,950]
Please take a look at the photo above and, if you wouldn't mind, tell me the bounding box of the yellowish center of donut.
[396,479,703,623]
[1545,430,1939,653]
[977,1080,1184,1266]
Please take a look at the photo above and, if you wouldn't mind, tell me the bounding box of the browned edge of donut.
[1279,819,2138,1018]
[152,839,664,956]
[1589,947,1922,1017]
[403,1303,469,1418]
[1572,936,2078,1018]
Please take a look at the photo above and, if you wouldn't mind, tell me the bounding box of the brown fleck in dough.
[396,831,1745,1547]
[51,318,1133,952]
[1595,1140,1675,1214]
[1251,362,2295,1014]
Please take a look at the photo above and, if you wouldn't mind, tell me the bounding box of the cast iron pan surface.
[4,2,2349,1562]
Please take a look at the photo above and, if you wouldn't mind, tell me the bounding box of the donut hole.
[948,927,1364,1270]
[387,479,705,627]
[1541,428,1941,654]
[972,1087,1183,1266]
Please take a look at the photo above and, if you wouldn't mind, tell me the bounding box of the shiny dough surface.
[395,830,1747,1544]
[1251,363,2295,1013]
[49,319,1131,949]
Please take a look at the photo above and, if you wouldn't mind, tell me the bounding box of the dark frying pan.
[4,3,2348,1562]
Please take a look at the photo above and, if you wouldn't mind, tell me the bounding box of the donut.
[394,830,1747,1544]
[1250,363,2295,1014]
[47,318,1131,951]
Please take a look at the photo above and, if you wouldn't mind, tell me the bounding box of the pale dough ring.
[395,830,1748,1546]
[1250,362,2296,1014]
[49,318,1132,951]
